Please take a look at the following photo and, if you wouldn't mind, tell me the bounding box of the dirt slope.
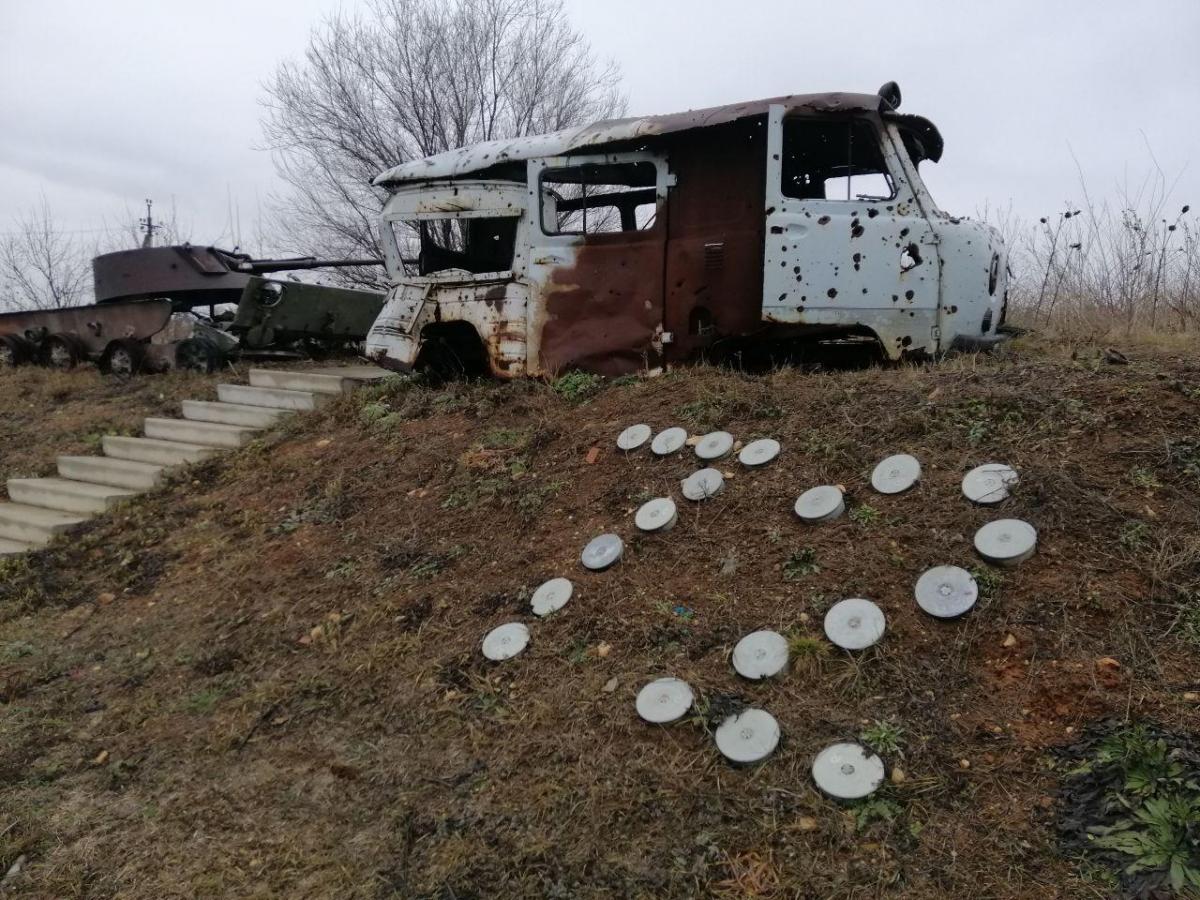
[2,340,1199,899]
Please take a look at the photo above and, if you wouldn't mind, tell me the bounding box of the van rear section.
[366,83,1007,378]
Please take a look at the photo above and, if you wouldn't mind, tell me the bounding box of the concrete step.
[103,435,218,467]
[217,383,329,411]
[144,417,259,449]
[249,369,358,395]
[182,400,287,429]
[57,455,166,491]
[0,536,37,558]
[0,502,89,547]
[7,477,140,515]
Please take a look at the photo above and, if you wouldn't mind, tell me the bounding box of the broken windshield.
[390,217,517,277]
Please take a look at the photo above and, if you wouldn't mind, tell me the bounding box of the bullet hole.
[818,215,831,225]
[905,290,915,300]
[899,227,910,238]
[900,243,923,272]
[850,219,864,239]
[800,295,807,302]
[891,294,899,303]
[861,288,868,294]
[852,252,862,272]
[867,208,879,218]
[827,288,838,299]
[793,265,801,274]
[778,293,788,302]
[765,206,776,215]
[770,225,784,234]
[901,336,913,347]
[948,305,958,313]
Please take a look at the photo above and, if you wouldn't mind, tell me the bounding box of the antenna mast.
[139,198,160,248]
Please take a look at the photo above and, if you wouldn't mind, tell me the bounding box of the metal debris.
[530,577,573,617]
[962,463,1019,504]
[811,742,885,799]
[715,708,781,764]
[635,677,695,723]
[481,622,530,661]
[581,534,624,571]
[681,467,725,501]
[794,485,845,523]
[914,565,979,618]
[870,453,921,494]
[732,630,790,680]
[974,518,1038,566]
[824,598,886,650]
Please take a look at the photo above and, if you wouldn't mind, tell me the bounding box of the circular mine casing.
[651,427,688,456]
[681,467,725,501]
[695,430,735,461]
[581,533,624,571]
[482,622,530,661]
[914,565,979,618]
[617,423,652,451]
[531,577,573,616]
[715,708,781,764]
[635,497,678,532]
[871,453,921,495]
[738,438,781,467]
[811,742,886,800]
[824,598,886,650]
[794,485,846,523]
[732,630,790,680]
[974,518,1038,567]
[635,677,695,723]
[962,463,1019,504]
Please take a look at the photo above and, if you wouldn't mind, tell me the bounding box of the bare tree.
[261,0,625,286]
[0,197,91,311]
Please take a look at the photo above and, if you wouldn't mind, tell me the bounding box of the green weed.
[553,370,603,402]
[783,548,820,581]
[860,720,906,757]
[849,504,880,526]
[1129,467,1161,491]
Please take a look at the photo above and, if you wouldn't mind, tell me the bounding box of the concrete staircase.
[0,366,385,558]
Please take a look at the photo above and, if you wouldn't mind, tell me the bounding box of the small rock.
[595,642,612,658]
[92,749,109,766]
[316,439,332,448]
[798,612,809,623]
[1184,692,1199,702]
[890,767,906,784]
[1002,634,1017,648]
[796,816,819,832]
[602,677,618,693]
[97,592,116,606]
[1096,656,1121,671]
[685,436,701,446]
[959,759,970,769]
[585,447,601,465]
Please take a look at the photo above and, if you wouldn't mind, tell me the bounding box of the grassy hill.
[2,339,1199,898]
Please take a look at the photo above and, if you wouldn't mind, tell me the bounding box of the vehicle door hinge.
[921,232,941,246]
[665,173,678,188]
[931,326,941,341]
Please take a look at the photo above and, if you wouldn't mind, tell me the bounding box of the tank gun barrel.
[235,257,383,274]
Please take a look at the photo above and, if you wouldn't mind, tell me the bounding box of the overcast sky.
[3,0,1197,252]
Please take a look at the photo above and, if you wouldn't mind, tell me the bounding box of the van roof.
[374,91,942,187]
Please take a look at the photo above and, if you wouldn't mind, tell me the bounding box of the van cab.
[366,83,1007,377]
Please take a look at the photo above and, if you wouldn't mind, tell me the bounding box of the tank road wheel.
[174,338,219,374]
[42,333,83,369]
[99,339,146,377]
[0,334,34,368]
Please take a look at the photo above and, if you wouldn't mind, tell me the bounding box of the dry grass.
[2,338,1200,897]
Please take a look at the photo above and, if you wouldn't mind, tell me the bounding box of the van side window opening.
[540,161,659,236]
[780,119,894,202]
[390,217,517,277]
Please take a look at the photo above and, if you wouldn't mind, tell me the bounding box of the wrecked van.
[366,82,1007,377]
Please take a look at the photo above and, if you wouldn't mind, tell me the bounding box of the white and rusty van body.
[366,84,1007,377]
